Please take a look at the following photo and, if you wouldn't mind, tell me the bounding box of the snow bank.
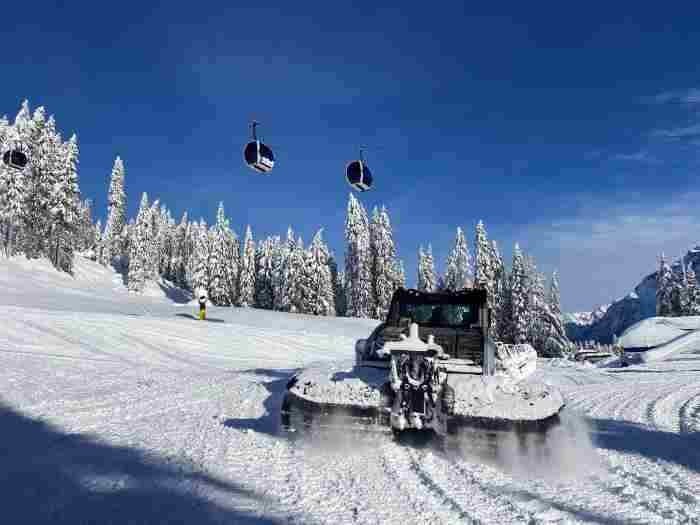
[0,255,190,314]
[624,329,700,364]
[618,316,700,349]
[290,359,386,408]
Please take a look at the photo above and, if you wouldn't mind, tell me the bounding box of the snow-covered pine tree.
[207,203,233,306]
[670,263,685,317]
[524,256,547,351]
[0,117,27,256]
[191,220,210,296]
[548,271,561,318]
[101,157,127,266]
[93,219,102,258]
[47,133,80,273]
[344,194,374,317]
[120,221,132,269]
[172,212,189,289]
[474,220,496,334]
[76,199,94,253]
[444,227,473,291]
[417,244,437,292]
[145,199,162,281]
[282,235,305,313]
[328,252,346,316]
[254,237,275,309]
[686,265,700,315]
[157,206,174,281]
[490,240,506,339]
[269,235,285,310]
[335,269,347,316]
[273,228,295,311]
[226,222,241,306]
[371,206,400,319]
[656,253,673,316]
[510,243,528,344]
[127,193,151,292]
[304,229,336,316]
[185,219,199,289]
[238,225,256,307]
[395,259,406,289]
[24,112,59,259]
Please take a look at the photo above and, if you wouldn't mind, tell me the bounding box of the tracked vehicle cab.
[358,288,495,374]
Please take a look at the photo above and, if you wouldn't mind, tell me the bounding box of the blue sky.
[2,2,700,311]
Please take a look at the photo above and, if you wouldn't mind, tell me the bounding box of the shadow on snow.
[0,402,290,524]
[222,369,296,437]
[175,313,226,323]
[589,417,700,472]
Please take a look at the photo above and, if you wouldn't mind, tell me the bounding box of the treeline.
[0,100,572,355]
[656,253,700,316]
[0,100,94,271]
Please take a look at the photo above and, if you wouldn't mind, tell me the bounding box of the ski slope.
[2,256,700,524]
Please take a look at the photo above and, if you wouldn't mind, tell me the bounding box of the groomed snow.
[2,255,700,524]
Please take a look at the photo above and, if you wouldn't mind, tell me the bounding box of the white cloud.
[652,123,700,140]
[513,192,700,312]
[647,88,700,105]
[610,150,661,163]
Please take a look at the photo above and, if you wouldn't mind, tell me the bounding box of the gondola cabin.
[244,140,274,173]
[346,159,373,192]
[2,149,29,170]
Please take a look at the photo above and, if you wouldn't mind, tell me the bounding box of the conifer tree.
[444,227,473,291]
[686,265,700,315]
[329,252,346,316]
[371,206,400,319]
[417,244,437,292]
[490,240,506,338]
[173,212,189,289]
[282,235,305,312]
[270,235,286,310]
[208,203,234,305]
[274,228,295,311]
[238,225,256,307]
[93,219,102,257]
[549,271,561,318]
[127,193,151,292]
[344,194,374,317]
[656,253,673,316]
[254,237,276,309]
[510,243,528,344]
[395,260,406,289]
[303,229,336,316]
[191,220,210,295]
[474,221,496,334]
[101,157,126,266]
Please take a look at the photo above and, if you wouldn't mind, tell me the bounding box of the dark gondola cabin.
[243,121,274,173]
[346,159,373,192]
[244,140,275,173]
[2,149,29,170]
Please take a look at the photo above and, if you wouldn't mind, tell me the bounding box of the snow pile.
[495,342,537,381]
[618,316,700,349]
[289,360,386,407]
[450,374,564,421]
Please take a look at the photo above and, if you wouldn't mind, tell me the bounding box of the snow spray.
[452,410,602,482]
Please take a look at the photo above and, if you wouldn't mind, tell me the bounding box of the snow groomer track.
[2,258,700,524]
